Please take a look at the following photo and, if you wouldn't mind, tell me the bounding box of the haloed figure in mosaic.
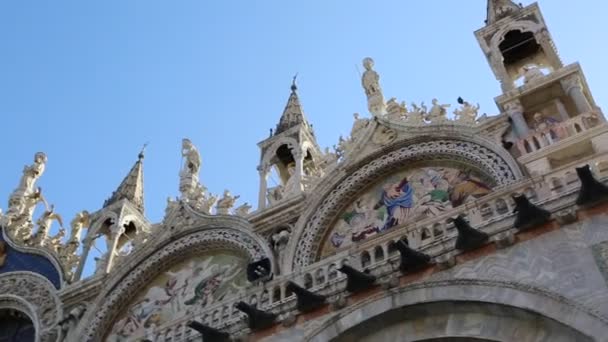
[323,167,492,255]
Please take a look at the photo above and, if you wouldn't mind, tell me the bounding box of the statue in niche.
[532,112,561,132]
[272,228,291,273]
[386,98,408,120]
[404,102,427,125]
[522,65,545,84]
[216,190,240,215]
[361,57,386,116]
[454,97,480,125]
[426,99,450,124]
[181,138,201,176]
[267,185,284,206]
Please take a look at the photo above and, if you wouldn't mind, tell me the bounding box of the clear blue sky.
[1,0,607,228]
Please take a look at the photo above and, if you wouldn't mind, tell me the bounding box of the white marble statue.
[522,65,545,84]
[386,98,408,120]
[267,185,284,206]
[181,138,201,176]
[404,102,427,125]
[350,113,370,142]
[68,210,90,245]
[272,228,291,274]
[235,203,252,217]
[426,99,450,124]
[200,193,218,214]
[454,99,480,125]
[361,57,386,116]
[179,138,202,197]
[6,153,48,228]
[30,205,63,247]
[216,190,240,215]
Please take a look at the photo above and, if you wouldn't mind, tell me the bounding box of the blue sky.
[1,0,607,230]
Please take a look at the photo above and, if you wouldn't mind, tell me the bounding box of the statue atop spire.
[361,57,386,116]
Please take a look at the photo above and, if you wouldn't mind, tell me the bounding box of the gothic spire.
[486,0,522,25]
[275,76,311,135]
[103,149,145,213]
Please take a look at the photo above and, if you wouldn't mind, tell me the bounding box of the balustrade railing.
[140,157,608,341]
[516,112,602,155]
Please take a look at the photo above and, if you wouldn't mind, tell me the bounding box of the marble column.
[554,99,570,121]
[257,166,269,210]
[504,99,530,137]
[562,75,592,114]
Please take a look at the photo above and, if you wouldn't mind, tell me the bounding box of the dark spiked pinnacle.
[286,281,327,313]
[187,321,231,342]
[338,264,377,293]
[575,165,608,207]
[512,194,551,231]
[453,215,489,251]
[247,258,272,282]
[235,301,277,331]
[395,240,432,273]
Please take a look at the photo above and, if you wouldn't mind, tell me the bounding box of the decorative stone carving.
[29,205,63,248]
[522,65,545,84]
[425,98,450,124]
[235,203,252,217]
[371,125,397,146]
[403,102,427,125]
[272,228,291,274]
[58,303,87,342]
[386,98,407,120]
[216,190,240,215]
[5,153,49,242]
[80,227,273,341]
[454,98,480,125]
[0,272,62,342]
[267,185,284,206]
[361,57,386,116]
[350,113,370,143]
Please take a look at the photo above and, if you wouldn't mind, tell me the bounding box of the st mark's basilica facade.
[3,1,608,341]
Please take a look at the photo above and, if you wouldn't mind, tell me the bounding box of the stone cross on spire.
[103,149,145,213]
[486,0,522,25]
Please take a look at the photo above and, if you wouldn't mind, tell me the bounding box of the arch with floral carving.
[0,271,62,342]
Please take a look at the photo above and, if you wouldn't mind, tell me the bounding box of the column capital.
[561,74,583,93]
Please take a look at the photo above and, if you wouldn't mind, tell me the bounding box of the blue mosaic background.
[0,227,62,289]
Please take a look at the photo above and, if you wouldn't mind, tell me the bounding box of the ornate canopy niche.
[77,222,274,342]
[287,136,523,271]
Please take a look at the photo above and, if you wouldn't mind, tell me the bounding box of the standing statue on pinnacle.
[179,138,202,198]
[361,57,386,116]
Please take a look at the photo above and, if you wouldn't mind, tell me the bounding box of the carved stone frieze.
[0,271,62,342]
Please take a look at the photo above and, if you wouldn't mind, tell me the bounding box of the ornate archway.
[77,222,274,341]
[305,279,608,342]
[286,136,523,271]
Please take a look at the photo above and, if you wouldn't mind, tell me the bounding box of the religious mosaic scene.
[3,1,608,341]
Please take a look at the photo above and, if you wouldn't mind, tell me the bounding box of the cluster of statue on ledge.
[0,138,252,282]
[360,57,482,125]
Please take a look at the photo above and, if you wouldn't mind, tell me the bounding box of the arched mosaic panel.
[321,164,493,256]
[290,138,520,269]
[107,251,247,341]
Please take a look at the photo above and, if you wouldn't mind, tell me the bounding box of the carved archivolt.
[288,138,521,270]
[78,226,273,341]
[0,271,62,342]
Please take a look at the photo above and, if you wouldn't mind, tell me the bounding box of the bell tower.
[257,79,323,210]
[475,0,606,175]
